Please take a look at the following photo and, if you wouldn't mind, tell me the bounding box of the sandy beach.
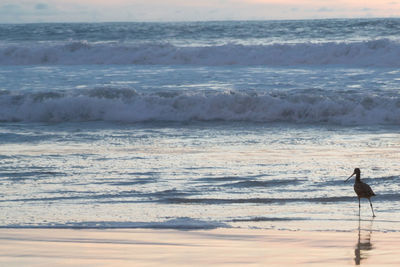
[1,227,399,266]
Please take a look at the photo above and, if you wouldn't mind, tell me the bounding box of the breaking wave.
[1,88,399,125]
[2,38,400,66]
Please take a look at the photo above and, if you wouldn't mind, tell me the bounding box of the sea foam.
[1,38,400,66]
[1,88,399,125]
[1,217,230,230]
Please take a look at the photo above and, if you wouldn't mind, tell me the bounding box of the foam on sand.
[2,217,229,230]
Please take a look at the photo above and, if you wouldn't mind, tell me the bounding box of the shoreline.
[1,227,400,266]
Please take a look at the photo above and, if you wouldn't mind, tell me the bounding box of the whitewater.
[1,19,400,232]
[2,38,400,67]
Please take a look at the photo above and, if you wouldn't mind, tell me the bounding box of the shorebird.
[345,168,376,217]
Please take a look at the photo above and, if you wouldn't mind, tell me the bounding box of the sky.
[0,0,399,23]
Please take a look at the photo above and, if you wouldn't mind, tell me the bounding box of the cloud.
[317,7,335,12]
[35,3,49,10]
[0,2,59,22]
[0,3,22,13]
[0,4,25,19]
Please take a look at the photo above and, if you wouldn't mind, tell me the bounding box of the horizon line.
[1,16,400,25]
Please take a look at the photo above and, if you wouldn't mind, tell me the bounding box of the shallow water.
[1,19,400,231]
[1,122,399,231]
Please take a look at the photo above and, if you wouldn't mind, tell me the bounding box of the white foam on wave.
[1,39,400,66]
[1,88,399,125]
[2,217,230,230]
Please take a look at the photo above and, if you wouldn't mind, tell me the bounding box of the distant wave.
[1,88,399,125]
[231,216,305,222]
[2,38,400,66]
[163,196,357,204]
[163,193,400,205]
[221,179,304,188]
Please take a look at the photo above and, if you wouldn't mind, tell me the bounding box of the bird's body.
[345,168,376,217]
[354,179,375,199]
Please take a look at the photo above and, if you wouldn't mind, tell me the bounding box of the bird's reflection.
[354,216,374,265]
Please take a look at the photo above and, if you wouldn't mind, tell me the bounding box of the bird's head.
[345,168,360,182]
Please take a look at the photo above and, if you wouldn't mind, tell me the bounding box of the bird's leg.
[368,198,376,217]
[358,197,361,216]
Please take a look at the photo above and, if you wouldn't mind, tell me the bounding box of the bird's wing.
[362,182,376,196]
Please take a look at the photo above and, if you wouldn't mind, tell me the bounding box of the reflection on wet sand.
[355,217,374,265]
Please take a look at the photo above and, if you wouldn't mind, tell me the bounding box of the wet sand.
[0,227,399,266]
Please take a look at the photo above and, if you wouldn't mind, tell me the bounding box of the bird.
[345,168,376,217]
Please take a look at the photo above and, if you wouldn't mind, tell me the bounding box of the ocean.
[0,19,399,231]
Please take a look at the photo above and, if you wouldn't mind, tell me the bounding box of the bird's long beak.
[344,172,355,182]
